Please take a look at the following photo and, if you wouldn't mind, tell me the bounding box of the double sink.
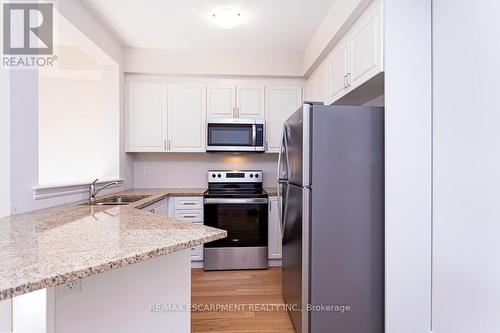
[89,195,150,206]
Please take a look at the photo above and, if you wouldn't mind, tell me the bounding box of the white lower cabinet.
[142,199,168,216]
[168,196,204,262]
[190,222,204,262]
[268,197,282,260]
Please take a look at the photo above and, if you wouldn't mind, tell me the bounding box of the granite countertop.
[0,188,225,301]
[264,187,277,197]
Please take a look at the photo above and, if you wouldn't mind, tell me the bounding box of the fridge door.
[309,105,384,333]
[284,105,307,187]
[282,183,305,333]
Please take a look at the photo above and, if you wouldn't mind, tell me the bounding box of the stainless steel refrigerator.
[277,103,384,333]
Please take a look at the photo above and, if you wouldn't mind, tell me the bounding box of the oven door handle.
[203,198,269,204]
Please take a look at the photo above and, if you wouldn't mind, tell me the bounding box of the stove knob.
[217,174,222,178]
[255,174,259,178]
[212,174,216,178]
[250,174,254,178]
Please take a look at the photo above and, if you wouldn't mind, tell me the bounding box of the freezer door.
[284,105,306,187]
[282,184,304,333]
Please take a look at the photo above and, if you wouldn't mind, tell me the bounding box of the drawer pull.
[182,202,196,205]
[182,215,197,218]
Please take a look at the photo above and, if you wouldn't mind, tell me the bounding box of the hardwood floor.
[191,268,295,333]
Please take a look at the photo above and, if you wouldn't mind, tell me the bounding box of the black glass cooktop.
[203,189,268,199]
[204,183,268,199]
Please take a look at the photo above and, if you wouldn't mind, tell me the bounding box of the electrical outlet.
[57,280,82,297]
[143,167,152,175]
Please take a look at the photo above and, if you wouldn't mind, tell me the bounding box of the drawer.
[190,221,204,261]
[190,244,203,261]
[174,210,203,222]
[174,196,203,210]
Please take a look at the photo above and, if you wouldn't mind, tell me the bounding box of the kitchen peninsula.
[0,189,226,332]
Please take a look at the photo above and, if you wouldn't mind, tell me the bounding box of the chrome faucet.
[89,179,119,204]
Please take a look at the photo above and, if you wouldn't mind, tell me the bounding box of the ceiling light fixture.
[211,7,243,29]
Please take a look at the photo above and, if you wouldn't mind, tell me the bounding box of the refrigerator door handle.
[281,185,290,239]
[277,125,289,180]
[276,125,288,226]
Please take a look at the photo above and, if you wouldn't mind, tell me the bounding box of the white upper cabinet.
[207,84,235,118]
[168,84,206,152]
[127,82,167,152]
[327,41,349,103]
[127,79,302,153]
[348,3,382,90]
[266,86,302,153]
[236,85,265,119]
[314,0,383,105]
[208,84,265,119]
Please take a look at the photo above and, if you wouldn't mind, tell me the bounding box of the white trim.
[268,259,282,267]
[32,179,123,200]
[33,179,123,190]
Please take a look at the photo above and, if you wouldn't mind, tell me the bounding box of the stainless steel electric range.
[203,170,269,271]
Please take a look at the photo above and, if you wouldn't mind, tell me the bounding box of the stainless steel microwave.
[206,118,265,152]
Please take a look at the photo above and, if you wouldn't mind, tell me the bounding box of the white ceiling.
[82,0,336,53]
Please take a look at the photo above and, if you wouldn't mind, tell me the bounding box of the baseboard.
[191,259,282,269]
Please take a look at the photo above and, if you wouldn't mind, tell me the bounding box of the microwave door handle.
[252,124,257,146]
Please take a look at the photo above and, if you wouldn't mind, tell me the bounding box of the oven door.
[204,198,268,247]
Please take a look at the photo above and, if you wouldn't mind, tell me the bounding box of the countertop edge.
[0,188,227,301]
[0,230,226,301]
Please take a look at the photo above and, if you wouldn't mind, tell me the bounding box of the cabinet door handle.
[150,209,156,214]
[168,140,171,150]
[163,140,167,151]
[344,75,348,88]
[347,73,352,87]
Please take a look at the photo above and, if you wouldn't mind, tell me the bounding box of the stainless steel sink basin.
[90,195,150,206]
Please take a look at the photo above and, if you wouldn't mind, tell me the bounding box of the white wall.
[0,69,10,216]
[38,77,105,184]
[433,1,500,332]
[124,48,303,77]
[54,250,191,333]
[8,1,131,213]
[133,153,278,188]
[384,1,432,333]
[0,68,12,333]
